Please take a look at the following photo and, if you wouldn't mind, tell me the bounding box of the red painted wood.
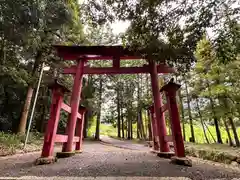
[59,56,143,61]
[61,102,71,113]
[164,135,173,142]
[163,83,185,157]
[86,56,142,60]
[77,112,82,119]
[149,60,170,153]
[75,109,87,151]
[54,45,140,60]
[63,65,174,75]
[160,104,168,113]
[113,56,120,68]
[41,89,63,157]
[63,59,85,152]
[55,134,79,143]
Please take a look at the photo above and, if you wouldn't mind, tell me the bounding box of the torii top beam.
[54,45,176,74]
[54,45,142,60]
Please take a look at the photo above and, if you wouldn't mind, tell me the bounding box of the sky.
[111,20,130,35]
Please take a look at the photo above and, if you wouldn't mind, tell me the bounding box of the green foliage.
[216,19,240,64]
[84,0,239,71]
[0,0,85,132]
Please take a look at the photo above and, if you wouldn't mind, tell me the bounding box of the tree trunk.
[18,87,34,134]
[137,74,142,139]
[222,97,240,146]
[144,110,149,140]
[229,117,240,147]
[196,98,209,144]
[127,108,131,140]
[137,112,143,139]
[213,117,223,143]
[95,78,103,140]
[184,79,195,142]
[178,89,186,141]
[207,82,223,144]
[117,87,121,138]
[205,120,216,143]
[139,110,146,139]
[83,110,90,138]
[223,118,234,146]
[147,110,152,141]
[18,50,43,134]
[120,100,124,139]
[130,118,133,139]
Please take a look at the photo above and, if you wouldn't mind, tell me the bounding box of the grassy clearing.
[0,132,43,156]
[182,124,240,144]
[88,120,239,144]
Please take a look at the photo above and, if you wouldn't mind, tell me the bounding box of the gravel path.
[0,138,240,180]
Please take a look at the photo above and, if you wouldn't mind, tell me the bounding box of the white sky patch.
[111,20,130,35]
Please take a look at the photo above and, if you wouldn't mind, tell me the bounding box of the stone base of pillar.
[75,150,83,154]
[157,152,175,159]
[170,156,192,167]
[35,156,57,165]
[150,149,160,154]
[56,151,75,158]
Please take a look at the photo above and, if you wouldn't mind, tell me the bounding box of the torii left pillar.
[57,58,85,157]
[149,60,170,153]
[36,81,70,165]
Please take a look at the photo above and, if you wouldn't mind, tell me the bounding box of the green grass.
[88,117,239,145]
[0,132,43,156]
[182,123,240,144]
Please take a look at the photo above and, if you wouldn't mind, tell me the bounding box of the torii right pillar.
[160,81,192,167]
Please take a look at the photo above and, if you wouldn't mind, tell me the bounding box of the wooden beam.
[61,102,71,113]
[55,134,80,143]
[77,112,82,119]
[54,45,141,60]
[164,135,173,142]
[63,64,175,75]
[113,56,120,68]
[160,104,168,113]
[82,56,143,60]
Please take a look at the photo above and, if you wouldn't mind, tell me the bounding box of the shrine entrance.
[36,45,191,166]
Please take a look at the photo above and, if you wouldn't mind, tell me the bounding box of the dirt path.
[0,138,240,180]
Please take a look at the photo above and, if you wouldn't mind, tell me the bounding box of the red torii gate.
[36,45,190,166]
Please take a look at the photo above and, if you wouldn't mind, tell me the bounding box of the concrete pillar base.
[157,152,175,159]
[150,149,160,154]
[75,150,83,154]
[170,156,192,167]
[56,151,75,158]
[35,156,57,165]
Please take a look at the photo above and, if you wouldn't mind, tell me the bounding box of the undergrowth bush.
[185,144,239,164]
